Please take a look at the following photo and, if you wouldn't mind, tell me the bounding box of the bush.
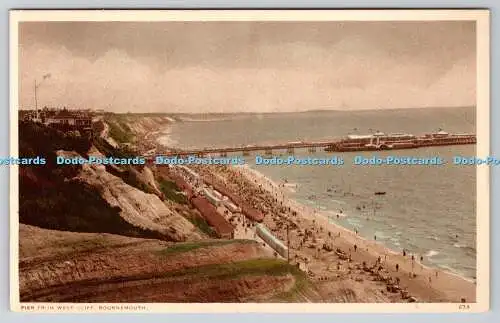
[184,213,217,237]
[106,118,134,144]
[158,179,188,204]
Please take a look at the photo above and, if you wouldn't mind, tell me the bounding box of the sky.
[18,21,476,113]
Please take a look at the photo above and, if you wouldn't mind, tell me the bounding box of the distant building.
[45,109,91,127]
[20,107,93,136]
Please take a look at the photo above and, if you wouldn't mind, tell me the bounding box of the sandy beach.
[188,162,476,303]
[143,118,476,303]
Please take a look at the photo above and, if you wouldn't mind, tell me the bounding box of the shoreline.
[148,122,476,303]
[153,123,475,280]
[226,163,476,302]
[238,164,476,284]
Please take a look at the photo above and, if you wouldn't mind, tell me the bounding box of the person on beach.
[374,235,377,241]
[396,264,399,272]
[403,249,406,257]
[354,244,357,252]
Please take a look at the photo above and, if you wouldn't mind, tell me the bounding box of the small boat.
[374,191,386,195]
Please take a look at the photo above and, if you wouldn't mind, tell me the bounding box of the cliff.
[74,150,201,241]
[19,121,200,242]
[17,117,320,303]
[19,224,311,303]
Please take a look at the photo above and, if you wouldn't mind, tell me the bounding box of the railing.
[153,134,476,157]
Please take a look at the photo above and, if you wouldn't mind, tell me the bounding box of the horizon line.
[17,105,476,114]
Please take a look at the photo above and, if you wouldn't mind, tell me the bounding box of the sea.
[160,107,477,280]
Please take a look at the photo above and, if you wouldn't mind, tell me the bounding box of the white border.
[9,9,490,313]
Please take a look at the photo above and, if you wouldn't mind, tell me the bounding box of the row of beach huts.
[168,165,289,259]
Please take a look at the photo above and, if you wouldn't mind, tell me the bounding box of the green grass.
[186,214,218,237]
[158,179,188,204]
[107,120,133,144]
[104,114,136,144]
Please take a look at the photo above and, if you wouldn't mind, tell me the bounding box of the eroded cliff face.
[100,122,120,148]
[57,149,201,242]
[19,225,305,303]
[18,119,321,303]
[103,115,173,144]
[139,165,163,196]
[126,116,173,137]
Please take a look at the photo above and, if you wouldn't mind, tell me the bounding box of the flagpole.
[34,74,51,121]
[34,79,38,119]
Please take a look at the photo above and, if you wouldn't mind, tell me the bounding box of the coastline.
[238,163,475,282]
[228,163,476,302]
[152,123,476,303]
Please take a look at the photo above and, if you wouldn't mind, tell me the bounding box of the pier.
[156,140,336,157]
[152,132,476,157]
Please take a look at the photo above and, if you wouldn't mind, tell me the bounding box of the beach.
[138,115,477,303]
[188,162,476,303]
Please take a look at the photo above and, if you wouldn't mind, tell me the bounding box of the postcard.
[9,9,490,313]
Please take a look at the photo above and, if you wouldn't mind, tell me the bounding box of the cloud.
[19,39,476,113]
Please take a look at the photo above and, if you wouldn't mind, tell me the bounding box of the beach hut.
[191,196,234,239]
[256,223,288,258]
